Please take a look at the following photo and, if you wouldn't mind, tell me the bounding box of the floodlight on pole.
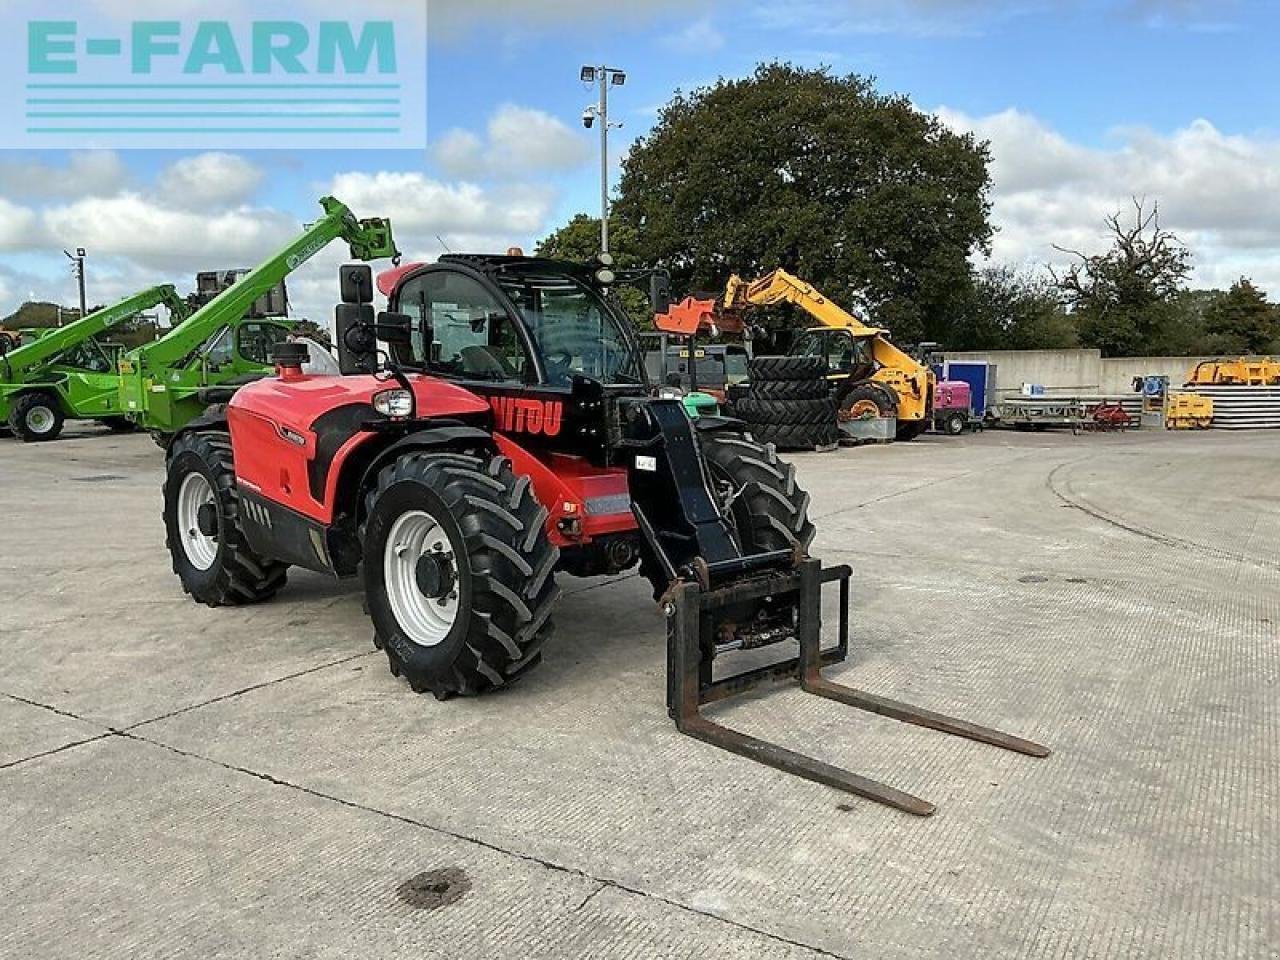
[579,65,627,257]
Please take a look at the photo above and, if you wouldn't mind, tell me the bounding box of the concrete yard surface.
[1,425,1277,959]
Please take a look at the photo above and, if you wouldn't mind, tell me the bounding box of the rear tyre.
[748,355,828,382]
[9,391,65,443]
[364,452,560,699]
[164,431,289,606]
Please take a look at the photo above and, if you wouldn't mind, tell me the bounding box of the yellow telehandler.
[723,269,935,440]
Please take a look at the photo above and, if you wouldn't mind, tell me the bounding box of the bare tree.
[1049,198,1192,355]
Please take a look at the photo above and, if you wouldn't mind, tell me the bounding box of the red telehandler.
[162,255,1047,815]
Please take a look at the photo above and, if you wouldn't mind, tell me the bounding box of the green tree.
[955,266,1077,350]
[1053,199,1192,357]
[535,214,653,327]
[611,63,993,346]
[535,214,640,267]
[1201,278,1278,355]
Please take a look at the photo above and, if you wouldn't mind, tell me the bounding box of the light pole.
[63,247,87,323]
[580,65,626,257]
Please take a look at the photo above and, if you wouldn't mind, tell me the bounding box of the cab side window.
[237,322,289,366]
[398,272,531,384]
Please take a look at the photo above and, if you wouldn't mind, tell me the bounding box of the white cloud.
[435,104,591,179]
[157,154,266,210]
[330,170,557,249]
[41,194,298,272]
[662,17,726,53]
[0,198,44,250]
[0,152,129,200]
[937,107,1280,292]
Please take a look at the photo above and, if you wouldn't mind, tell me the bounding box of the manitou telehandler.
[0,286,190,441]
[120,196,397,444]
[723,269,935,441]
[162,254,1047,816]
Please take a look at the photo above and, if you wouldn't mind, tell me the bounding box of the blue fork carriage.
[664,559,1051,816]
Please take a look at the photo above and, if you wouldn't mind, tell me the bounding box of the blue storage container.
[939,362,997,417]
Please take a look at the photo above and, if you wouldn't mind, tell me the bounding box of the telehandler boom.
[724,269,935,440]
[1,285,190,441]
[119,196,398,441]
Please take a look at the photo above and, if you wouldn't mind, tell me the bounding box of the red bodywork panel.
[228,373,488,524]
[227,371,636,548]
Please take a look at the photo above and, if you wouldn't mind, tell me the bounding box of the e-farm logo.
[3,3,427,149]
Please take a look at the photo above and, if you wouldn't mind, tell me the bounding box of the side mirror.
[340,264,374,305]
[374,311,414,347]
[650,271,672,315]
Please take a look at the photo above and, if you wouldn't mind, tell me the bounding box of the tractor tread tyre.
[749,421,835,451]
[737,396,837,426]
[9,391,65,443]
[748,379,830,401]
[748,355,828,382]
[702,431,816,556]
[164,431,289,607]
[364,452,560,700]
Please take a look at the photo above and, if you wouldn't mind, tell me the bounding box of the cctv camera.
[582,109,595,129]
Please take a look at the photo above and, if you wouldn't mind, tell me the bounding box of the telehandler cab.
[163,254,1047,815]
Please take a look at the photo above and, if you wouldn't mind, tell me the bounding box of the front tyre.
[10,391,65,443]
[364,452,560,699]
[163,431,289,606]
[701,431,816,556]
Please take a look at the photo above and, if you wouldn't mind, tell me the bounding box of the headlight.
[373,388,415,420]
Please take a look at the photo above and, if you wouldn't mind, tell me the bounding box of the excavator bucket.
[655,296,742,336]
[665,559,1050,816]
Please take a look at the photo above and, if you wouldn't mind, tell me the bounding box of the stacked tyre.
[736,356,839,450]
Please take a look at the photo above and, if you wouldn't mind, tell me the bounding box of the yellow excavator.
[723,269,935,441]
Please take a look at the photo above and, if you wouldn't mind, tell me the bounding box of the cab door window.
[397,272,531,384]
[236,322,289,366]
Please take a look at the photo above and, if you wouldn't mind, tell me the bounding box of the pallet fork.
[664,559,1050,816]
[621,404,1049,815]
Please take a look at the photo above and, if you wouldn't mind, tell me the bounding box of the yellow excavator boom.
[723,269,934,427]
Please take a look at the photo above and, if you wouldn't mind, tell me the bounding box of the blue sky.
[2,0,1279,323]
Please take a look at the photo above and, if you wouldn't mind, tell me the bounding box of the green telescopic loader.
[118,196,398,445]
[0,286,192,442]
[0,197,396,445]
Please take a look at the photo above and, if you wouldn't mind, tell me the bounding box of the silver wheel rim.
[384,509,459,648]
[177,473,219,571]
[27,405,56,435]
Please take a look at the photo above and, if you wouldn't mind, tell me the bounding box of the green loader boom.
[119,196,398,437]
[0,285,191,441]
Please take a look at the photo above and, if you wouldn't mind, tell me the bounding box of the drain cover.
[396,867,471,911]
[71,475,126,483]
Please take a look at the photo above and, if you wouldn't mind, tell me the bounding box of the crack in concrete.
[124,651,378,731]
[115,729,852,960]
